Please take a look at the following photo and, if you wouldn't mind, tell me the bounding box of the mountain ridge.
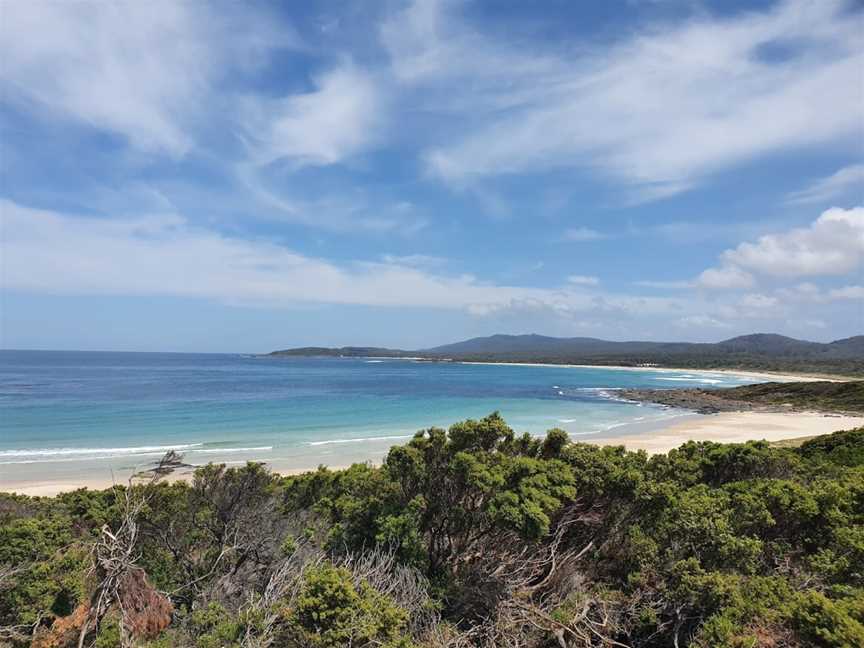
[268,333,864,375]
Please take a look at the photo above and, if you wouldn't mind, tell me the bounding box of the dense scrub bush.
[2,415,863,647]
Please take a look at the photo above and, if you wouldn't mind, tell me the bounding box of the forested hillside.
[268,333,864,376]
[2,415,863,647]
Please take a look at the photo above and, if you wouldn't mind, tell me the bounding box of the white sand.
[1,463,357,498]
[458,362,846,382]
[593,411,864,454]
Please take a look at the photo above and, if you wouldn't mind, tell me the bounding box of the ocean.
[0,350,761,488]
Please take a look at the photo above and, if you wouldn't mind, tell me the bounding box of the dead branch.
[238,539,325,648]
[74,458,174,647]
[133,450,192,480]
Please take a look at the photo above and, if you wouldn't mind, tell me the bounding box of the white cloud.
[0,199,511,309]
[774,282,864,304]
[739,293,780,310]
[634,279,695,289]
[696,266,755,290]
[2,199,715,329]
[706,293,785,321]
[0,200,633,316]
[641,220,779,245]
[5,199,857,340]
[776,282,824,302]
[696,206,864,291]
[0,1,287,156]
[720,206,864,277]
[564,227,607,242]
[380,254,448,268]
[829,285,864,300]
[791,282,821,298]
[387,0,862,199]
[236,166,426,233]
[381,0,556,91]
[567,275,600,286]
[676,315,731,329]
[802,319,828,329]
[245,64,384,167]
[786,164,864,205]
[464,294,686,321]
[233,62,393,231]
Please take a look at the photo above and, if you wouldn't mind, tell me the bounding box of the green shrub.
[290,563,412,647]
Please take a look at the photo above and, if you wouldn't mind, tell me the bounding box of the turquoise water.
[0,351,760,486]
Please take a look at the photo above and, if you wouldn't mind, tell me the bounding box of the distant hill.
[827,336,864,357]
[424,334,705,357]
[268,333,864,375]
[424,333,864,362]
[714,333,824,355]
[267,346,412,358]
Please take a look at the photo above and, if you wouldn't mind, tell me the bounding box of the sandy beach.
[1,462,353,498]
[593,411,864,454]
[6,410,862,497]
[458,361,849,383]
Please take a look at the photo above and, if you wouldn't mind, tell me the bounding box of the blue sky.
[1,0,862,352]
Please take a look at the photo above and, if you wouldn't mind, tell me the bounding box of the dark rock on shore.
[620,381,864,416]
[619,388,766,414]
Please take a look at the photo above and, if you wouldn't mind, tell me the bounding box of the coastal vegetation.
[2,414,864,647]
[268,333,864,377]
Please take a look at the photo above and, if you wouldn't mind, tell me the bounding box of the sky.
[0,0,862,353]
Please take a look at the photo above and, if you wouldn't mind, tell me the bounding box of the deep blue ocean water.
[0,350,760,486]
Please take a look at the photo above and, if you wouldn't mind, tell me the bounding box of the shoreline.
[455,361,847,383]
[1,461,359,498]
[6,409,862,497]
[591,411,864,454]
[270,355,853,382]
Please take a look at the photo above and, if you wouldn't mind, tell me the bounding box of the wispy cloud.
[388,0,862,200]
[5,198,857,341]
[0,199,567,311]
[0,1,290,156]
[564,227,607,242]
[638,220,780,245]
[567,275,600,286]
[739,293,780,310]
[696,266,755,290]
[785,164,864,205]
[776,282,864,303]
[676,315,731,329]
[235,166,427,234]
[634,280,695,290]
[0,200,701,323]
[380,253,448,268]
[243,63,384,168]
[829,285,864,300]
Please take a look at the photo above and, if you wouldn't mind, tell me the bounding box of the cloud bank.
[717,206,864,278]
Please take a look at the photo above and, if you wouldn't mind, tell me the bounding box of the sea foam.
[306,434,412,447]
[0,443,204,458]
[0,443,273,464]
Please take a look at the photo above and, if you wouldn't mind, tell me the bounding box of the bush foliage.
[2,413,863,647]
